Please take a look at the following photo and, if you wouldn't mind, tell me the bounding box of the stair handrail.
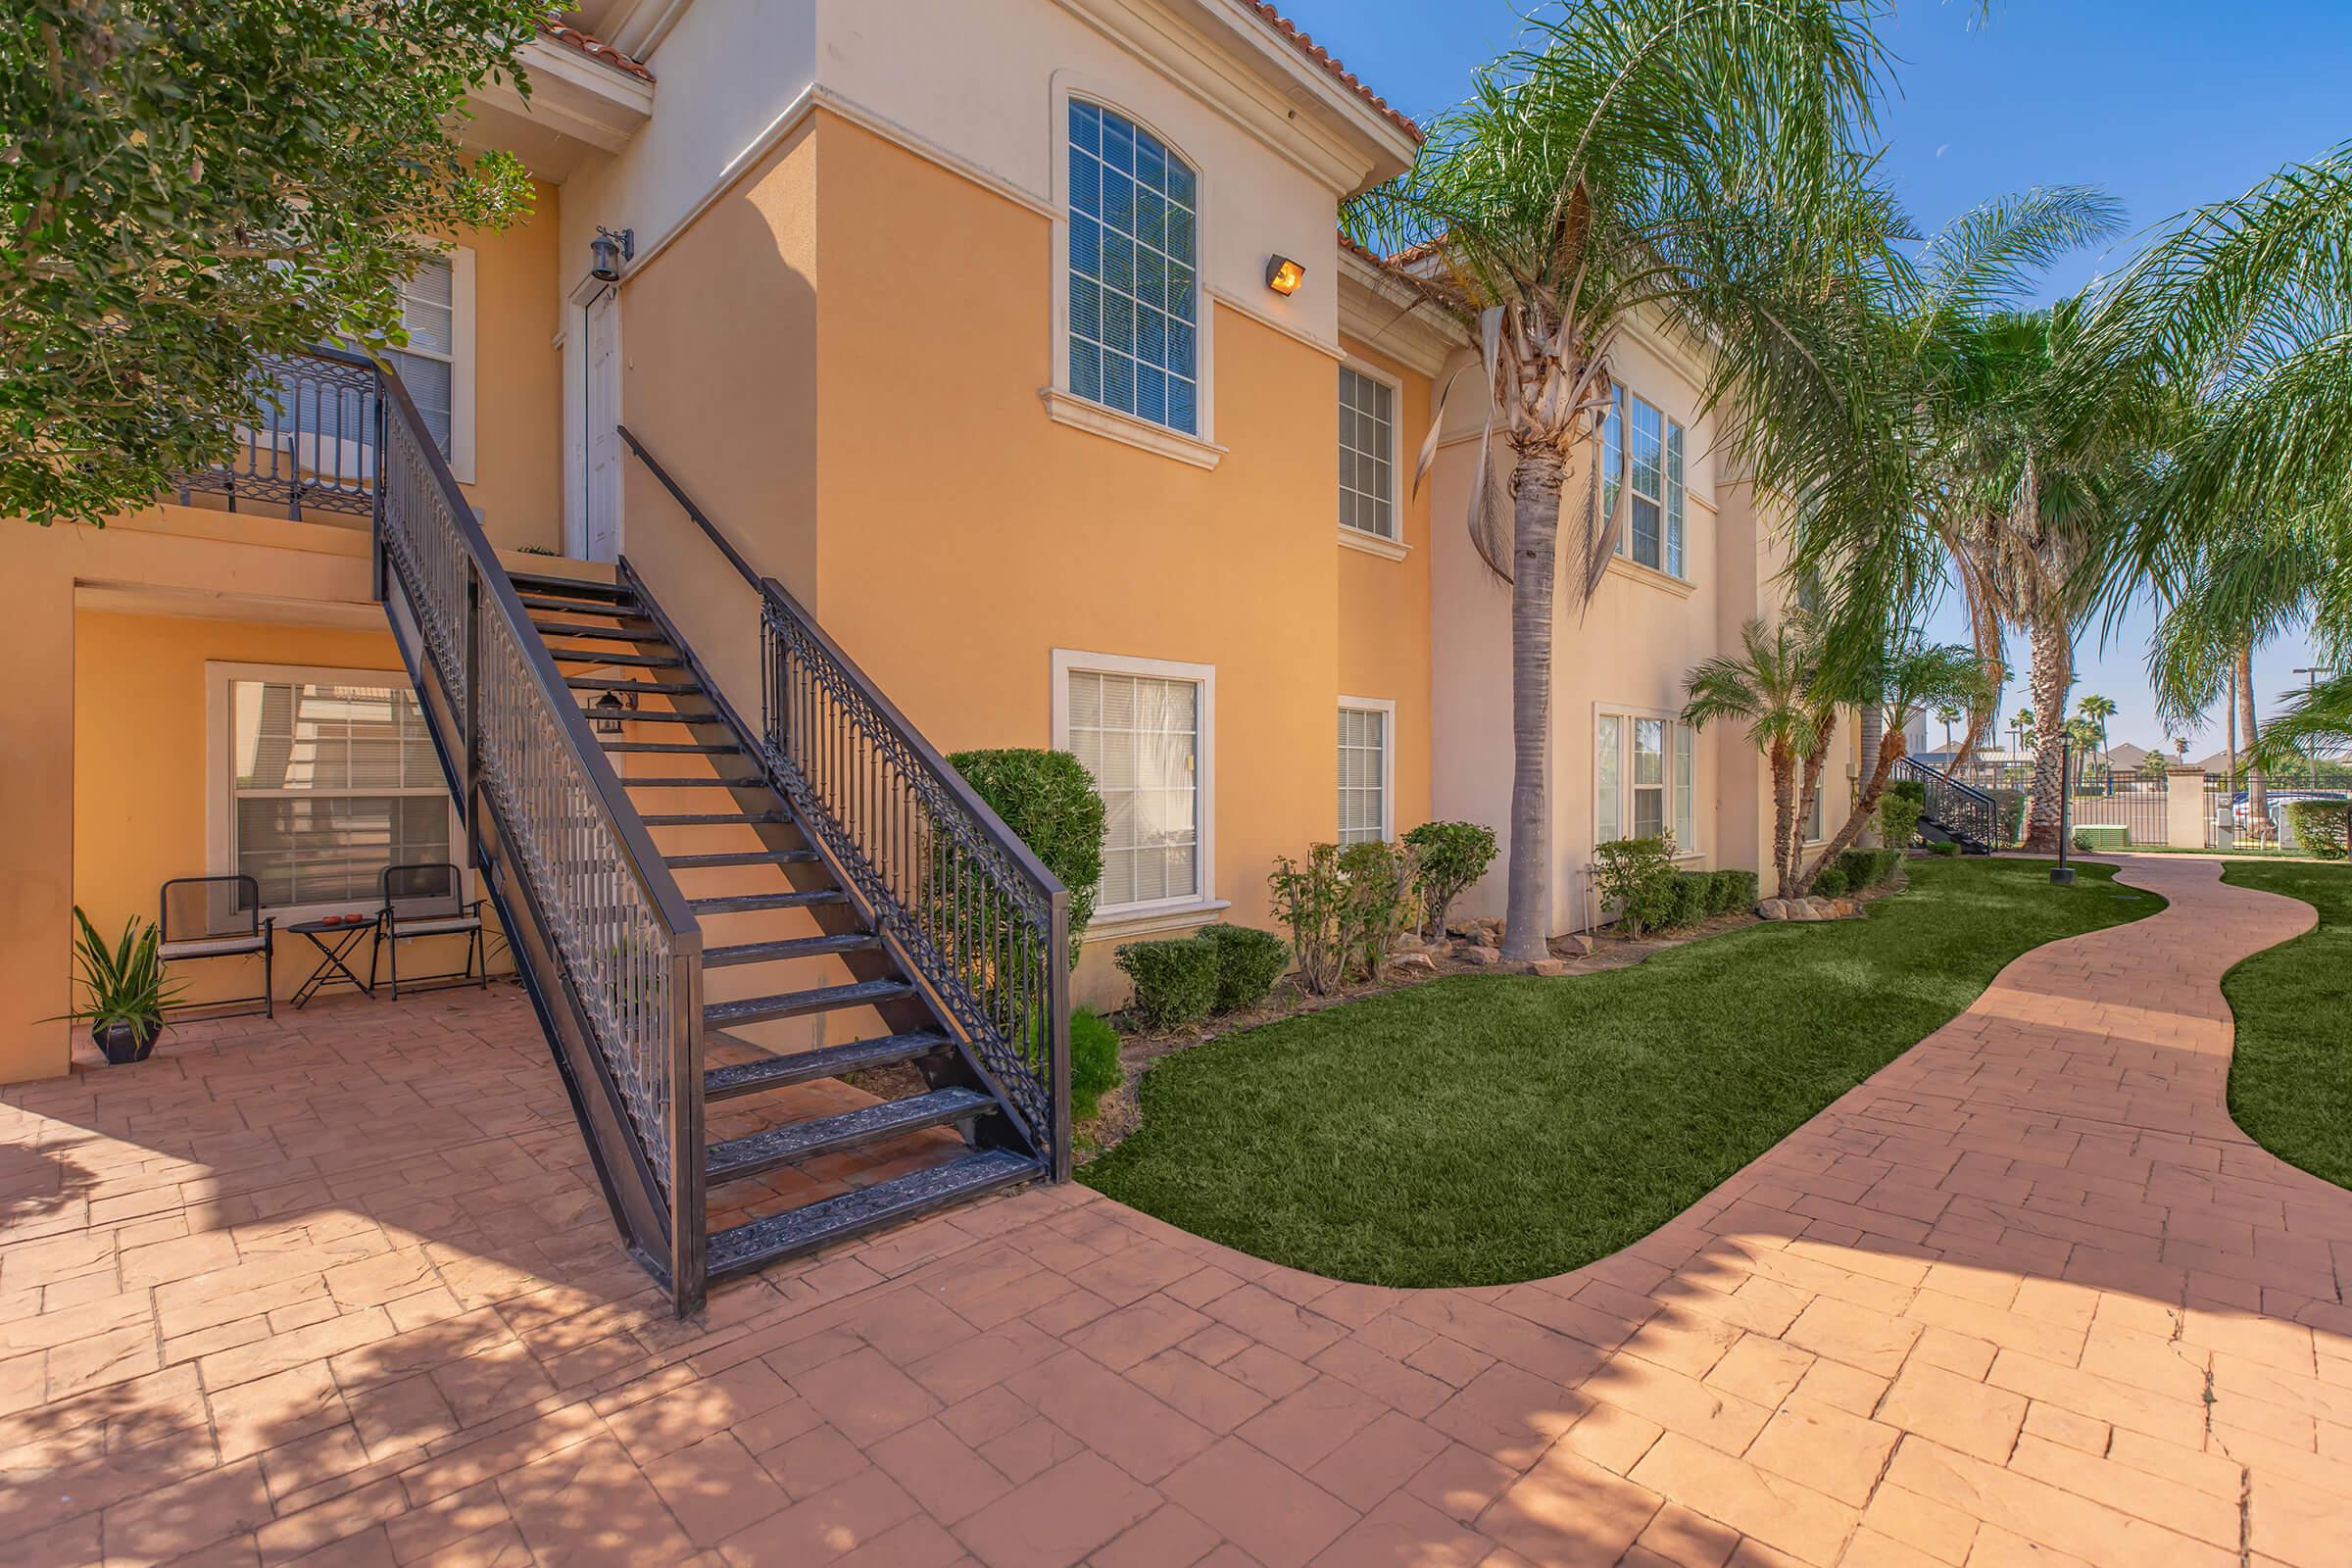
[618,426,1073,1179]
[372,371,707,1306]
[1894,755,2002,849]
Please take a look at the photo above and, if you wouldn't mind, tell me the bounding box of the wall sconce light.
[590,225,636,284]
[1264,255,1305,296]
[588,688,636,735]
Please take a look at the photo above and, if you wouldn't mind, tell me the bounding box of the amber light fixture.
[1265,255,1306,296]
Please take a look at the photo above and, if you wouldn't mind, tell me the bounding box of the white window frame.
[387,246,478,484]
[1044,76,1222,469]
[1051,648,1217,923]
[205,661,467,923]
[1593,702,1701,858]
[1338,358,1407,559]
[1337,696,1396,843]
[1602,382,1687,582]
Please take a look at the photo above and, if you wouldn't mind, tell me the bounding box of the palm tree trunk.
[1788,746,1830,894]
[2020,611,2072,852]
[1502,446,1563,961]
[1802,718,1906,885]
[2239,641,2268,837]
[1768,738,1795,901]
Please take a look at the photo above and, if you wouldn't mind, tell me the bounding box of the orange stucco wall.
[462,176,565,553]
[1334,335,1434,837]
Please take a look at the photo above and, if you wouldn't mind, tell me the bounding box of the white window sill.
[1086,898,1232,942]
[1040,389,1225,470]
[1605,555,1694,598]
[1338,526,1409,562]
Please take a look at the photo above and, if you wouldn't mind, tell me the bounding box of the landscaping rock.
[1450,917,1505,948]
[1392,951,1440,972]
[1457,945,1503,966]
[1556,933,1595,956]
[1756,898,1792,920]
[1514,957,1569,976]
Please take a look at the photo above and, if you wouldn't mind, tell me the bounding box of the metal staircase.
[349,350,1069,1315]
[1893,756,2003,854]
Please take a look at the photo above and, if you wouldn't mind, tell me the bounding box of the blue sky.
[1278,0,2352,754]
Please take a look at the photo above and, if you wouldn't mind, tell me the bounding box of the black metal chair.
[159,875,274,1020]
[369,862,488,1001]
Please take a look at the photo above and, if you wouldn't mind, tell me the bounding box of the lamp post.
[2050,731,2076,886]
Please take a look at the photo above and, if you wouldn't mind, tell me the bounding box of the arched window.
[1067,101,1199,434]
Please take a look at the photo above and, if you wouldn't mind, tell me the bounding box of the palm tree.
[1683,618,1829,897]
[1345,0,1902,959]
[1936,702,1963,756]
[1795,633,1993,880]
[2012,708,2034,758]
[2077,693,2116,789]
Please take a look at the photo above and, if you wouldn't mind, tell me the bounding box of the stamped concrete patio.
[3,855,2349,1567]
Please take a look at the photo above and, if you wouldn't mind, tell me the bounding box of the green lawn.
[2220,860,2352,1190]
[1082,858,2161,1287]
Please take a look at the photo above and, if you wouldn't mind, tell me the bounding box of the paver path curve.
[3,855,2348,1567]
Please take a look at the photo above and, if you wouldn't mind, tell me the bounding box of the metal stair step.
[703,977,905,1027]
[667,850,821,872]
[704,1087,992,1186]
[505,571,633,601]
[569,709,717,724]
[518,593,647,616]
[703,1030,949,1099]
[529,619,670,644]
[706,931,878,966]
[614,776,771,789]
[565,675,704,696]
[548,649,681,667]
[642,811,792,827]
[690,889,846,916]
[707,1150,1042,1278]
[602,740,744,755]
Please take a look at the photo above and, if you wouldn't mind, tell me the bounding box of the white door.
[583,288,622,563]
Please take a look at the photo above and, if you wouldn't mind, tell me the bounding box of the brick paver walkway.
[5,856,2348,1566]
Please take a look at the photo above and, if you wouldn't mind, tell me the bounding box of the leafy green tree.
[1795,634,1992,884]
[4,1,544,527]
[1346,0,1903,959]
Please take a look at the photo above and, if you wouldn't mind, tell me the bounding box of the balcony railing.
[176,345,383,519]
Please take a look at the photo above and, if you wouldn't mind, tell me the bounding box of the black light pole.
[2051,731,2076,885]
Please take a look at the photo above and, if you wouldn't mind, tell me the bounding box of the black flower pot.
[91,1020,156,1065]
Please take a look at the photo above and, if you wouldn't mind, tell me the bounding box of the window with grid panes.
[1601,385,1688,577]
[1339,367,1396,539]
[229,678,451,907]
[1338,706,1388,842]
[1066,102,1199,434]
[388,257,457,456]
[1064,669,1200,909]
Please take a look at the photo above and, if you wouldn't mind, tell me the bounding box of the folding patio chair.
[159,875,274,1020]
[369,862,488,1001]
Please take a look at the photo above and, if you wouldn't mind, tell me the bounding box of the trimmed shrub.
[1339,838,1422,980]
[1403,820,1498,937]
[1114,936,1217,1031]
[1592,836,1678,936]
[1926,838,1961,857]
[1880,778,1927,850]
[1835,847,1896,892]
[1664,870,1713,930]
[1070,1006,1123,1121]
[1269,844,1349,994]
[1199,923,1288,1012]
[1709,868,1759,913]
[947,749,1107,966]
[2284,799,2350,859]
[1811,863,1851,899]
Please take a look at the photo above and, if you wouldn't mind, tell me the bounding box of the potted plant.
[56,907,181,1064]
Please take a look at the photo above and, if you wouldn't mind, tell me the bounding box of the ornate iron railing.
[373,371,708,1310]
[618,427,1072,1180]
[1894,756,2010,851]
[179,345,381,518]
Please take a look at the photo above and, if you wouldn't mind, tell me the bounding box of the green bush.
[947,749,1107,966]
[1811,864,1851,899]
[1269,844,1349,994]
[1071,1006,1123,1120]
[1403,820,1498,936]
[1592,836,1678,936]
[1198,924,1288,1012]
[1991,788,2027,844]
[1880,779,1926,849]
[1664,870,1713,930]
[1339,839,1422,980]
[1709,868,1759,913]
[1926,838,1960,857]
[2283,800,2350,859]
[1835,847,1896,892]
[1114,936,1218,1031]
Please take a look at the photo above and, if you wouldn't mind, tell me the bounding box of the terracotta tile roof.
[539,21,655,83]
[1240,3,1421,143]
